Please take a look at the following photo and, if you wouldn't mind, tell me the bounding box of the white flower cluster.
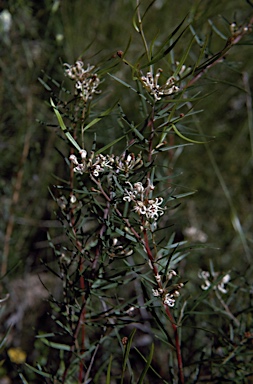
[152,270,184,308]
[123,181,165,221]
[69,150,143,178]
[140,68,179,101]
[70,149,114,177]
[198,269,230,294]
[115,152,143,175]
[64,61,100,102]
[152,288,177,307]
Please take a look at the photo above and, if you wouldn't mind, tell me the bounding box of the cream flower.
[140,68,179,101]
[123,182,165,221]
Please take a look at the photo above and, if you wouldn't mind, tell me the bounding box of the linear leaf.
[141,25,189,67]
[38,77,52,91]
[24,363,52,378]
[95,134,127,155]
[137,343,154,384]
[0,325,12,349]
[40,337,71,351]
[172,123,208,144]
[18,373,29,384]
[142,15,188,68]
[50,98,81,151]
[121,328,136,379]
[106,355,113,384]
[115,228,138,242]
[82,101,118,132]
[152,143,192,154]
[108,73,152,105]
[173,35,195,78]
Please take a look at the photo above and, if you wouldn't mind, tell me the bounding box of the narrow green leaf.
[118,103,146,141]
[167,14,188,40]
[24,363,52,378]
[108,73,152,105]
[141,24,189,67]
[173,35,195,78]
[36,332,57,338]
[50,98,67,131]
[65,132,82,151]
[82,101,118,132]
[106,355,113,384]
[132,4,140,33]
[112,175,124,194]
[165,190,196,203]
[189,24,203,47]
[50,98,82,151]
[122,328,136,373]
[230,208,249,259]
[108,73,132,87]
[208,19,227,40]
[95,134,126,155]
[152,143,192,154]
[115,228,138,243]
[194,50,222,74]
[170,251,189,267]
[0,324,12,349]
[172,123,207,144]
[134,344,170,383]
[149,30,160,61]
[93,358,110,383]
[137,343,154,384]
[192,34,209,74]
[40,337,71,351]
[18,373,29,384]
[38,77,52,91]
[142,0,156,20]
[142,15,188,68]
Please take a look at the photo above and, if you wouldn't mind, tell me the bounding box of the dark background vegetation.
[1,0,253,382]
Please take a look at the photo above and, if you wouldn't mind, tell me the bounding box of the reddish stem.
[143,225,184,383]
[164,305,184,384]
[62,133,87,383]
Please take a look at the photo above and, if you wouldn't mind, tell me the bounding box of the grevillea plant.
[23,3,253,384]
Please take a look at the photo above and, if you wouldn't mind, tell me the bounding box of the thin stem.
[215,290,240,327]
[186,15,253,89]
[90,175,143,243]
[142,220,184,384]
[136,0,150,62]
[63,119,87,383]
[164,305,184,384]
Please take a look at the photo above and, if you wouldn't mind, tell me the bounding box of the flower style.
[152,288,163,297]
[123,182,165,221]
[70,150,144,180]
[69,153,87,174]
[115,152,143,175]
[152,280,184,308]
[91,154,114,177]
[164,293,176,307]
[140,68,179,101]
[69,150,115,177]
[64,61,101,102]
[123,181,144,202]
[145,197,164,220]
[198,269,231,294]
